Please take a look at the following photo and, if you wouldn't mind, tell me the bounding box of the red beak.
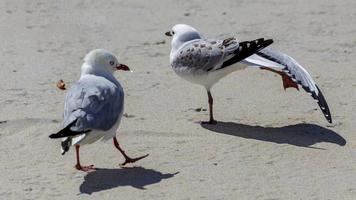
[116,64,130,71]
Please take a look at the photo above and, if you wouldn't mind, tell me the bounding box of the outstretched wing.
[244,48,332,123]
[63,75,124,132]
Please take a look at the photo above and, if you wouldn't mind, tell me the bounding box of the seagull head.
[82,49,130,75]
[165,24,201,52]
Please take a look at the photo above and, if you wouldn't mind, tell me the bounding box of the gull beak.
[116,64,131,71]
[165,31,172,37]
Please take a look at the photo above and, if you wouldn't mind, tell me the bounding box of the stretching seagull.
[165,24,331,124]
[49,49,148,171]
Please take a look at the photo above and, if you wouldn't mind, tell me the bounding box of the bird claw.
[201,119,217,125]
[75,164,96,172]
[119,154,149,167]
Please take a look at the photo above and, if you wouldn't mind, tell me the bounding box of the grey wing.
[244,48,332,123]
[172,38,239,73]
[63,77,124,131]
[247,48,317,92]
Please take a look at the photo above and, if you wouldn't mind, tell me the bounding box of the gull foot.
[75,164,96,172]
[201,119,217,125]
[120,154,149,167]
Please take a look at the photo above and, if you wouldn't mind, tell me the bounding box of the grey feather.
[256,48,318,94]
[63,75,124,132]
[250,48,332,123]
[171,38,239,73]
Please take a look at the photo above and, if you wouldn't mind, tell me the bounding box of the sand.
[0,0,356,199]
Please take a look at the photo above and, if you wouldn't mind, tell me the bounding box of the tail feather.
[49,119,91,139]
[61,138,71,155]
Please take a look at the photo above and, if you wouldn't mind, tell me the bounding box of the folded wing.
[63,76,124,132]
[172,37,274,74]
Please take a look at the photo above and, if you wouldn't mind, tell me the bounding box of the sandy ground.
[1,0,356,199]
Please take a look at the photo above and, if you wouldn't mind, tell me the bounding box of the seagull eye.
[172,31,175,35]
[109,61,115,66]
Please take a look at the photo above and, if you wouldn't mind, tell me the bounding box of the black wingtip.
[49,119,91,139]
[49,119,77,139]
[49,134,57,139]
[312,85,332,124]
[255,39,273,52]
[264,39,274,47]
[220,38,274,69]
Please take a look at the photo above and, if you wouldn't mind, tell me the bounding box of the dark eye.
[172,31,175,35]
[109,61,115,66]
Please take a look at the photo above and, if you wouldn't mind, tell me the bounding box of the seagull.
[165,24,331,124]
[49,49,148,171]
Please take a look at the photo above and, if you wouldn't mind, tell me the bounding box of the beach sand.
[0,0,356,199]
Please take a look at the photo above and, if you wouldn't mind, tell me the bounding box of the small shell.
[56,79,66,90]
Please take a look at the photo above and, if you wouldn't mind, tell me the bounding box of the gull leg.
[113,137,149,166]
[74,145,95,172]
[260,67,299,90]
[202,90,217,124]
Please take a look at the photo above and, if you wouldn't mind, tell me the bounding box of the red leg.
[113,137,148,166]
[261,67,299,90]
[74,145,95,172]
[281,74,299,90]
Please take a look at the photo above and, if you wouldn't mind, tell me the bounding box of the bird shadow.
[79,167,179,194]
[201,122,346,148]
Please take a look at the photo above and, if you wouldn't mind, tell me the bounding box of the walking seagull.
[165,24,331,124]
[49,49,148,171]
